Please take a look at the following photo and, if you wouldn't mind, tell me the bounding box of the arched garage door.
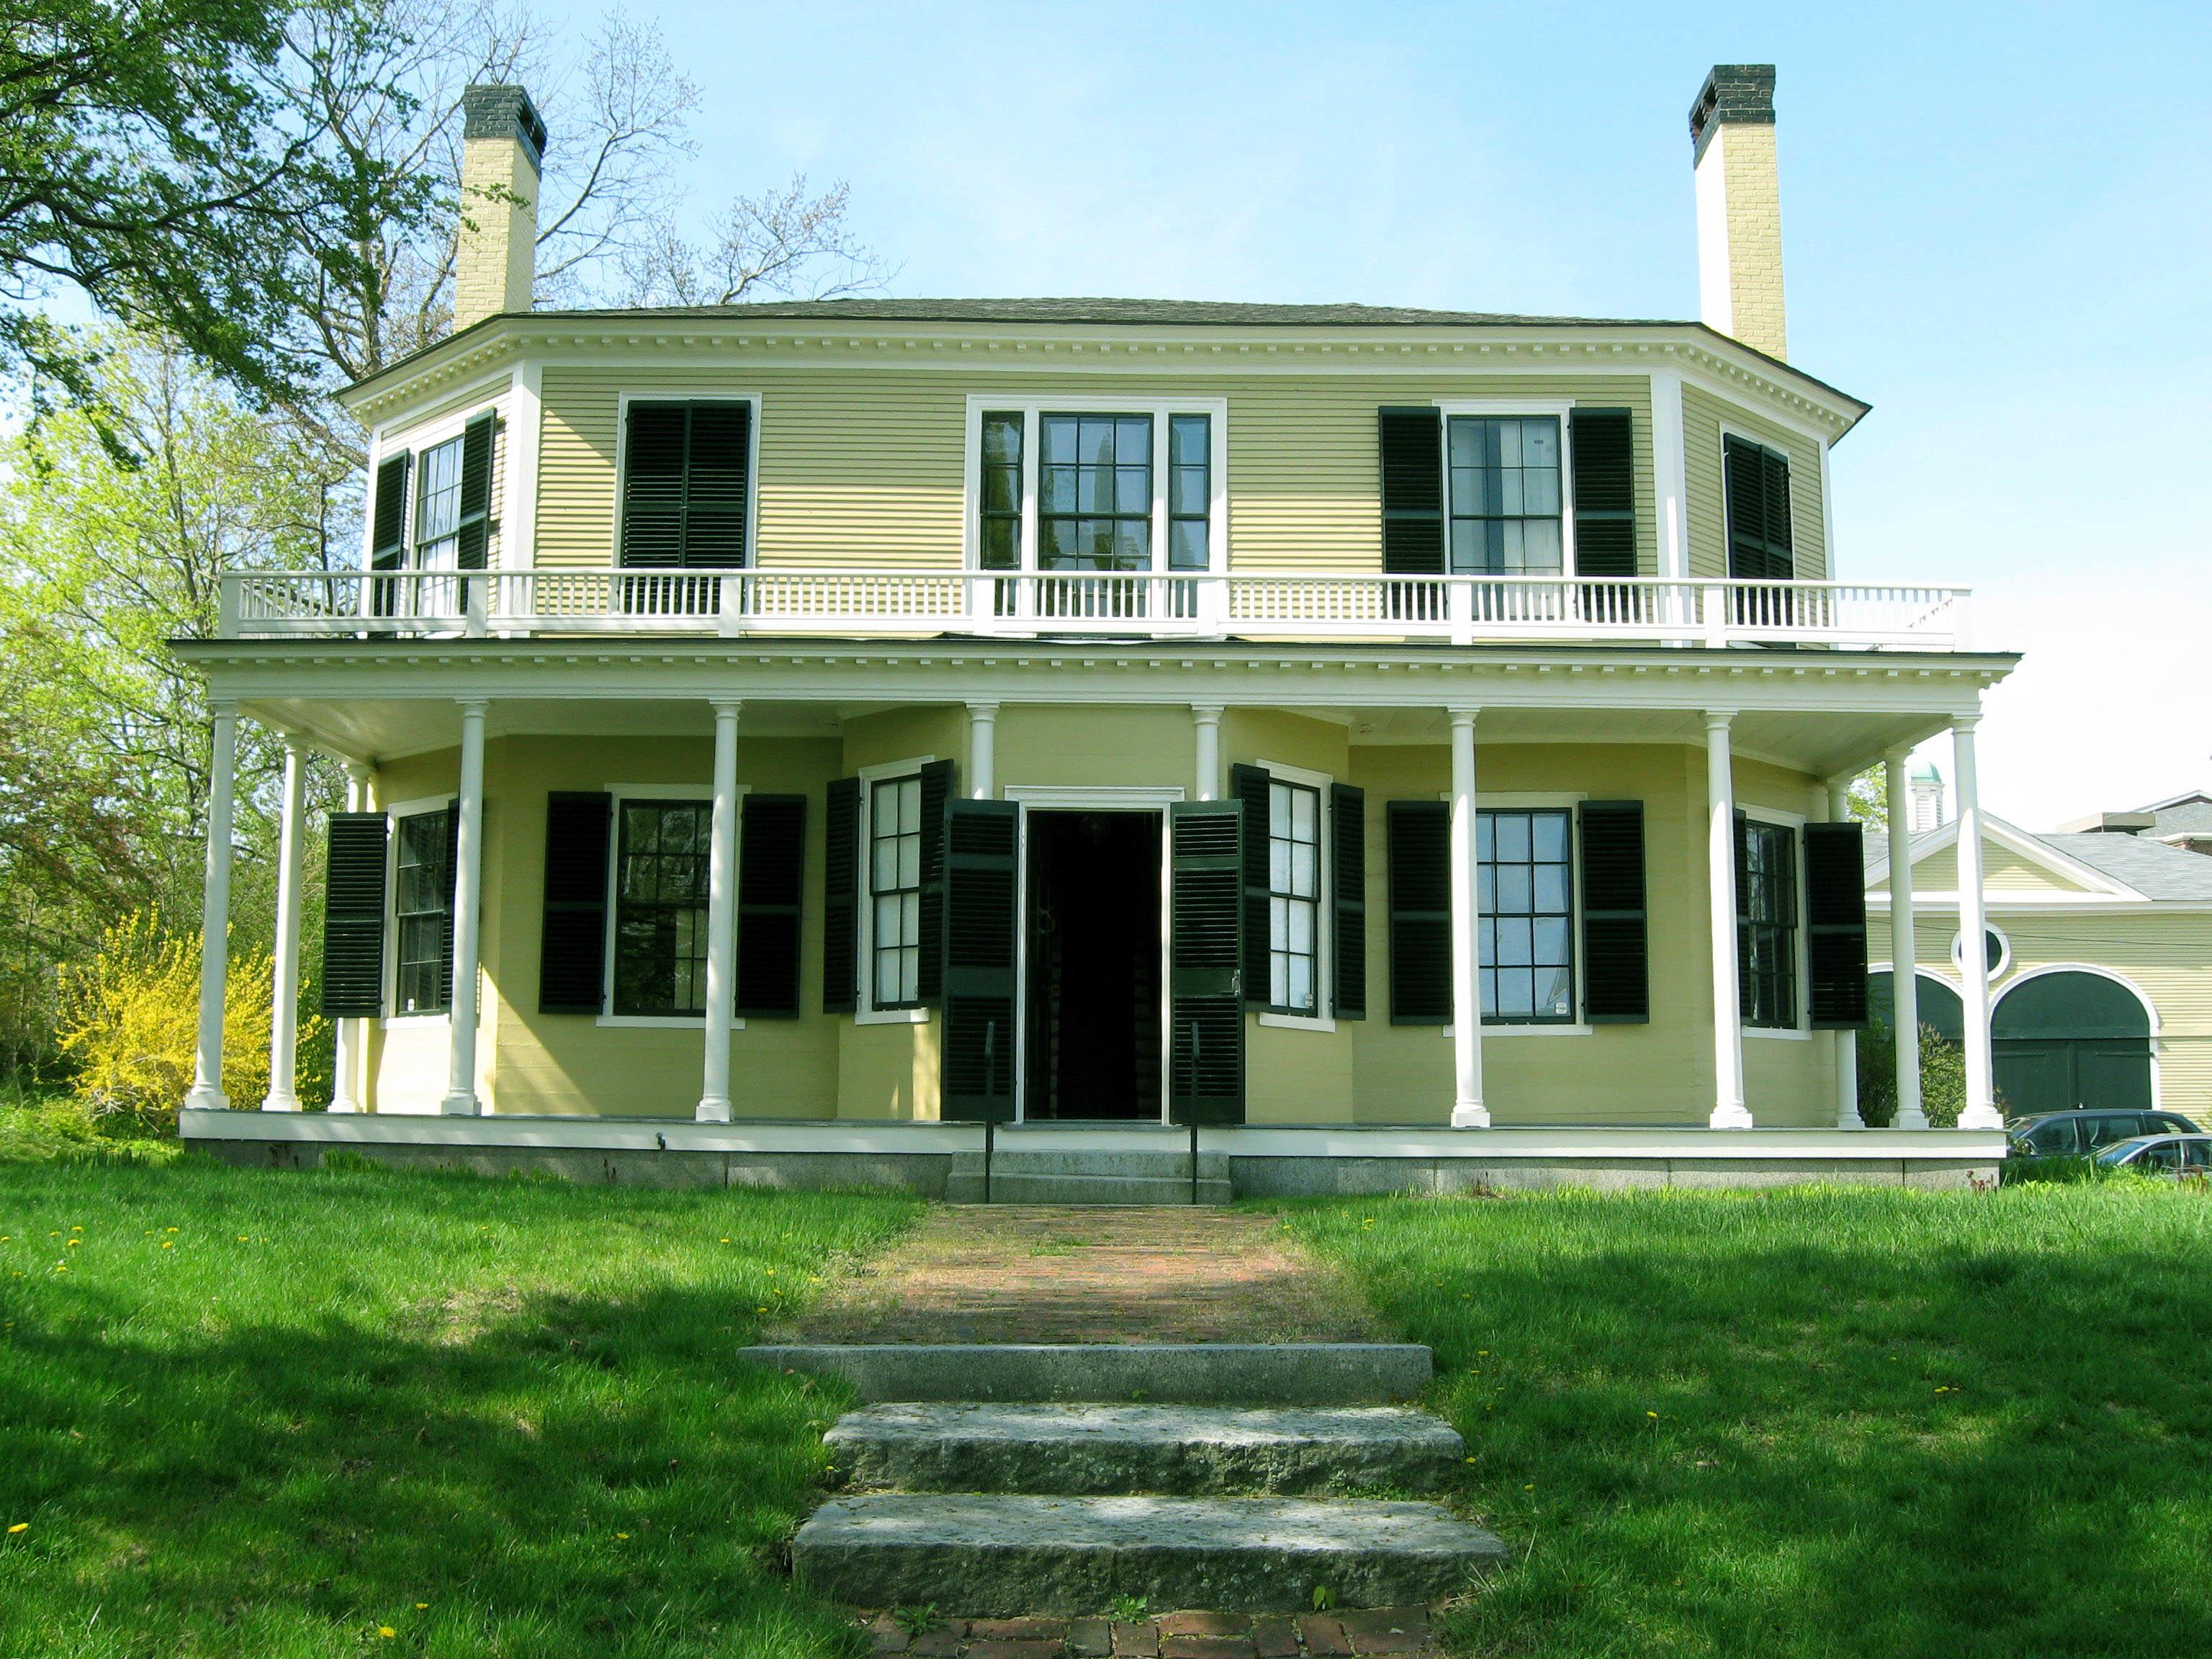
[1992,971,2153,1116]
[1866,969,1964,1044]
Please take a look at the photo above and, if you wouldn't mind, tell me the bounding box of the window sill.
[596,1014,742,1030]
[1442,1022,1593,1038]
[856,1006,930,1026]
[1743,1024,1812,1041]
[1257,1011,1336,1033]
[379,1012,450,1029]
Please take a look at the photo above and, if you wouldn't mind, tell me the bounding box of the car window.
[2084,1115,2141,1150]
[2152,1114,2198,1136]
[2024,1120,2077,1155]
[2138,1141,2184,1172]
[2095,1138,2152,1165]
[2185,1141,2212,1170]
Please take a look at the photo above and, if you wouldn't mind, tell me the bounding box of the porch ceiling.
[179,636,2010,782]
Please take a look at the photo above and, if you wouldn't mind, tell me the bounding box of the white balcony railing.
[217,567,1974,652]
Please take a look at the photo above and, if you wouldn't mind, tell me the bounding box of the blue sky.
[536,0,2212,826]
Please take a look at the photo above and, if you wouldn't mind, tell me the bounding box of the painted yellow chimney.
[1689,65,1785,361]
[454,84,547,331]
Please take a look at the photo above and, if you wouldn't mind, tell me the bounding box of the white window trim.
[1951,924,2013,982]
[361,400,508,573]
[381,792,457,1027]
[1254,757,1333,1032]
[597,782,744,1030]
[1740,803,1812,1040]
[607,390,765,567]
[1431,397,1579,580]
[1437,788,1591,1035]
[962,395,1231,577]
[855,755,935,1026]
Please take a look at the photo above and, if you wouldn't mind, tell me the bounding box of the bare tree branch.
[621,174,894,307]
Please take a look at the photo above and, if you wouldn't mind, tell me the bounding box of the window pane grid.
[1743,821,1798,1028]
[1447,415,1563,577]
[1268,779,1321,1014]
[1168,413,1210,572]
[413,434,463,570]
[979,411,1023,572]
[1039,413,1153,572]
[394,809,451,1014]
[1478,807,1574,1022]
[612,801,711,1017]
[872,777,924,1007]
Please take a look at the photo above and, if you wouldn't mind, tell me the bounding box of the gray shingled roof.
[2144,794,2212,835]
[536,296,1684,329]
[2035,832,2212,902]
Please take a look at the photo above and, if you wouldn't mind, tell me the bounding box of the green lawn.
[0,1149,919,1658]
[1284,1184,2212,1659]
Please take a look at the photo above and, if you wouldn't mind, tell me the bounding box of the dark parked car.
[2093,1135,2212,1177]
[2008,1108,2201,1158]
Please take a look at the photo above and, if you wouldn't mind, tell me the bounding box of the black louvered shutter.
[736,793,806,1018]
[1331,783,1367,1020]
[437,799,461,1010]
[320,812,389,1016]
[369,452,409,616]
[1388,801,1452,1025]
[1169,802,1246,1124]
[913,759,956,1005]
[940,800,1019,1122]
[1570,408,1637,577]
[1804,821,1870,1028]
[1379,407,1444,575]
[620,402,750,569]
[822,778,860,1013]
[454,411,496,570]
[539,792,611,1013]
[1733,809,1753,1010]
[1578,801,1647,1023]
[1724,436,1794,582]
[620,403,688,566]
[684,402,750,567]
[1230,763,1272,1004]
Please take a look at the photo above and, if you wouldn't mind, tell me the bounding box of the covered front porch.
[171,632,2015,1172]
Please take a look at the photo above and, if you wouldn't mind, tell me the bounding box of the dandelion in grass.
[377,1628,395,1640]
[415,1602,429,1609]
[616,1532,630,1541]
[7,1522,27,1534]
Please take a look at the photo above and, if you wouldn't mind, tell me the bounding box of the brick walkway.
[863,1606,1439,1656]
[772,1207,1380,1344]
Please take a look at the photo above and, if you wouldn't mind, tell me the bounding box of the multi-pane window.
[1447,415,1563,575]
[979,412,1023,570]
[413,434,464,570]
[1039,413,1153,571]
[871,775,924,1007]
[612,801,711,1016]
[393,809,452,1015]
[1167,414,1211,571]
[1478,809,1574,1022]
[1741,819,1799,1028]
[1267,780,1321,1013]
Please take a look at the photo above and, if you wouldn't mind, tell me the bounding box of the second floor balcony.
[217,566,1974,652]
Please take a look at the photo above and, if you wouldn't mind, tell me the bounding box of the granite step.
[740,1341,1434,1404]
[829,1401,1465,1495]
[793,1491,1506,1616]
[943,1148,1233,1206]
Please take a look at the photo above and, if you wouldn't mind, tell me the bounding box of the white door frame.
[1004,785,1187,1125]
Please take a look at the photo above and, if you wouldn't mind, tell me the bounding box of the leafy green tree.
[1856,1019,1967,1128]
[1847,764,1889,831]
[0,335,342,1073]
[0,0,435,414]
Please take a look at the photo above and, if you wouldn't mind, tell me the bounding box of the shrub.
[1856,1017,1968,1128]
[55,911,327,1130]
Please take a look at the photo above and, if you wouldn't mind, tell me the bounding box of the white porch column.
[328,761,374,1113]
[1884,747,1927,1128]
[968,701,999,799]
[1192,703,1224,803]
[1951,716,2003,1129]
[698,699,742,1123]
[1705,711,1751,1128]
[1448,708,1488,1128]
[185,701,239,1110]
[261,732,309,1110]
[441,700,488,1116]
[1827,775,1864,1129]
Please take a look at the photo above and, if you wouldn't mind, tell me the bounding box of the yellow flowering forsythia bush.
[56,912,328,1128]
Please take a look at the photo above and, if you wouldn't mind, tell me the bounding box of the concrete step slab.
[739,1342,1434,1404]
[828,1402,1465,1494]
[793,1491,1505,1615]
[944,1150,1233,1206]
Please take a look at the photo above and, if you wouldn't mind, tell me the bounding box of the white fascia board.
[1866,811,2139,899]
